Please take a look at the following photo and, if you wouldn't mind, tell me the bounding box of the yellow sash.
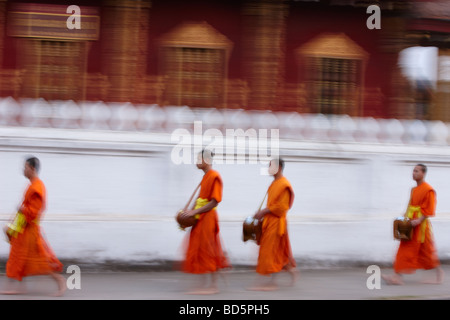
[194,198,216,219]
[6,212,27,240]
[406,205,428,243]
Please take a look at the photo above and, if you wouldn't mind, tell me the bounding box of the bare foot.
[50,287,66,297]
[185,287,219,295]
[246,283,279,291]
[1,280,27,295]
[219,272,229,287]
[287,268,300,286]
[50,273,66,297]
[421,268,444,285]
[0,290,26,295]
[381,274,404,285]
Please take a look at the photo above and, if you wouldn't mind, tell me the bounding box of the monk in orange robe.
[383,164,443,285]
[178,149,230,294]
[2,157,65,296]
[249,158,298,291]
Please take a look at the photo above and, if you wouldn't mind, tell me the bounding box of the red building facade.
[0,0,445,120]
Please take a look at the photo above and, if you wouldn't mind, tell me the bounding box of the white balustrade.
[0,96,21,126]
[80,101,111,130]
[50,100,81,129]
[135,104,166,132]
[1,97,450,146]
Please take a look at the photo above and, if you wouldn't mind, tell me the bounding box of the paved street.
[0,265,449,301]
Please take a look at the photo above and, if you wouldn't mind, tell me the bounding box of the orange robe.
[183,169,230,274]
[257,176,296,275]
[6,178,63,281]
[394,182,440,273]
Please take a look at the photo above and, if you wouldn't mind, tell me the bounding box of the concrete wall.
[1,98,450,268]
[1,124,450,268]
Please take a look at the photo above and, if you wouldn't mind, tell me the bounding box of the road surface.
[0,265,449,301]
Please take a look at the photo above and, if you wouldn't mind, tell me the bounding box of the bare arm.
[181,199,218,218]
[253,208,271,220]
[411,190,435,227]
[193,199,218,215]
[254,189,290,220]
[20,193,43,223]
[411,215,426,227]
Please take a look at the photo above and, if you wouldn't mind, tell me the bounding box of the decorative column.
[157,21,233,108]
[0,0,8,97]
[0,0,6,69]
[7,3,100,100]
[242,0,288,110]
[16,39,41,98]
[433,48,450,122]
[101,0,151,103]
[378,11,412,119]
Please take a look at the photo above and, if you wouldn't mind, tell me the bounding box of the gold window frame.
[157,21,233,108]
[296,33,369,116]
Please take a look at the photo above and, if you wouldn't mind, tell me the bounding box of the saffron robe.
[394,182,440,273]
[6,178,63,281]
[256,176,296,275]
[183,170,230,273]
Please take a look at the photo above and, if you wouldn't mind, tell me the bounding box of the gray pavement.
[0,265,449,300]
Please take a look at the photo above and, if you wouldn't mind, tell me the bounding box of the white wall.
[1,125,450,267]
[2,98,450,267]
[2,126,450,219]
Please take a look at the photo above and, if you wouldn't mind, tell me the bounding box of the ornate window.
[297,33,368,116]
[157,21,233,108]
[6,3,99,101]
[36,40,87,101]
[16,39,88,101]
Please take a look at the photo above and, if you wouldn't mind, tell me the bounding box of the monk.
[2,157,65,296]
[248,158,298,291]
[178,149,230,294]
[382,164,444,285]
